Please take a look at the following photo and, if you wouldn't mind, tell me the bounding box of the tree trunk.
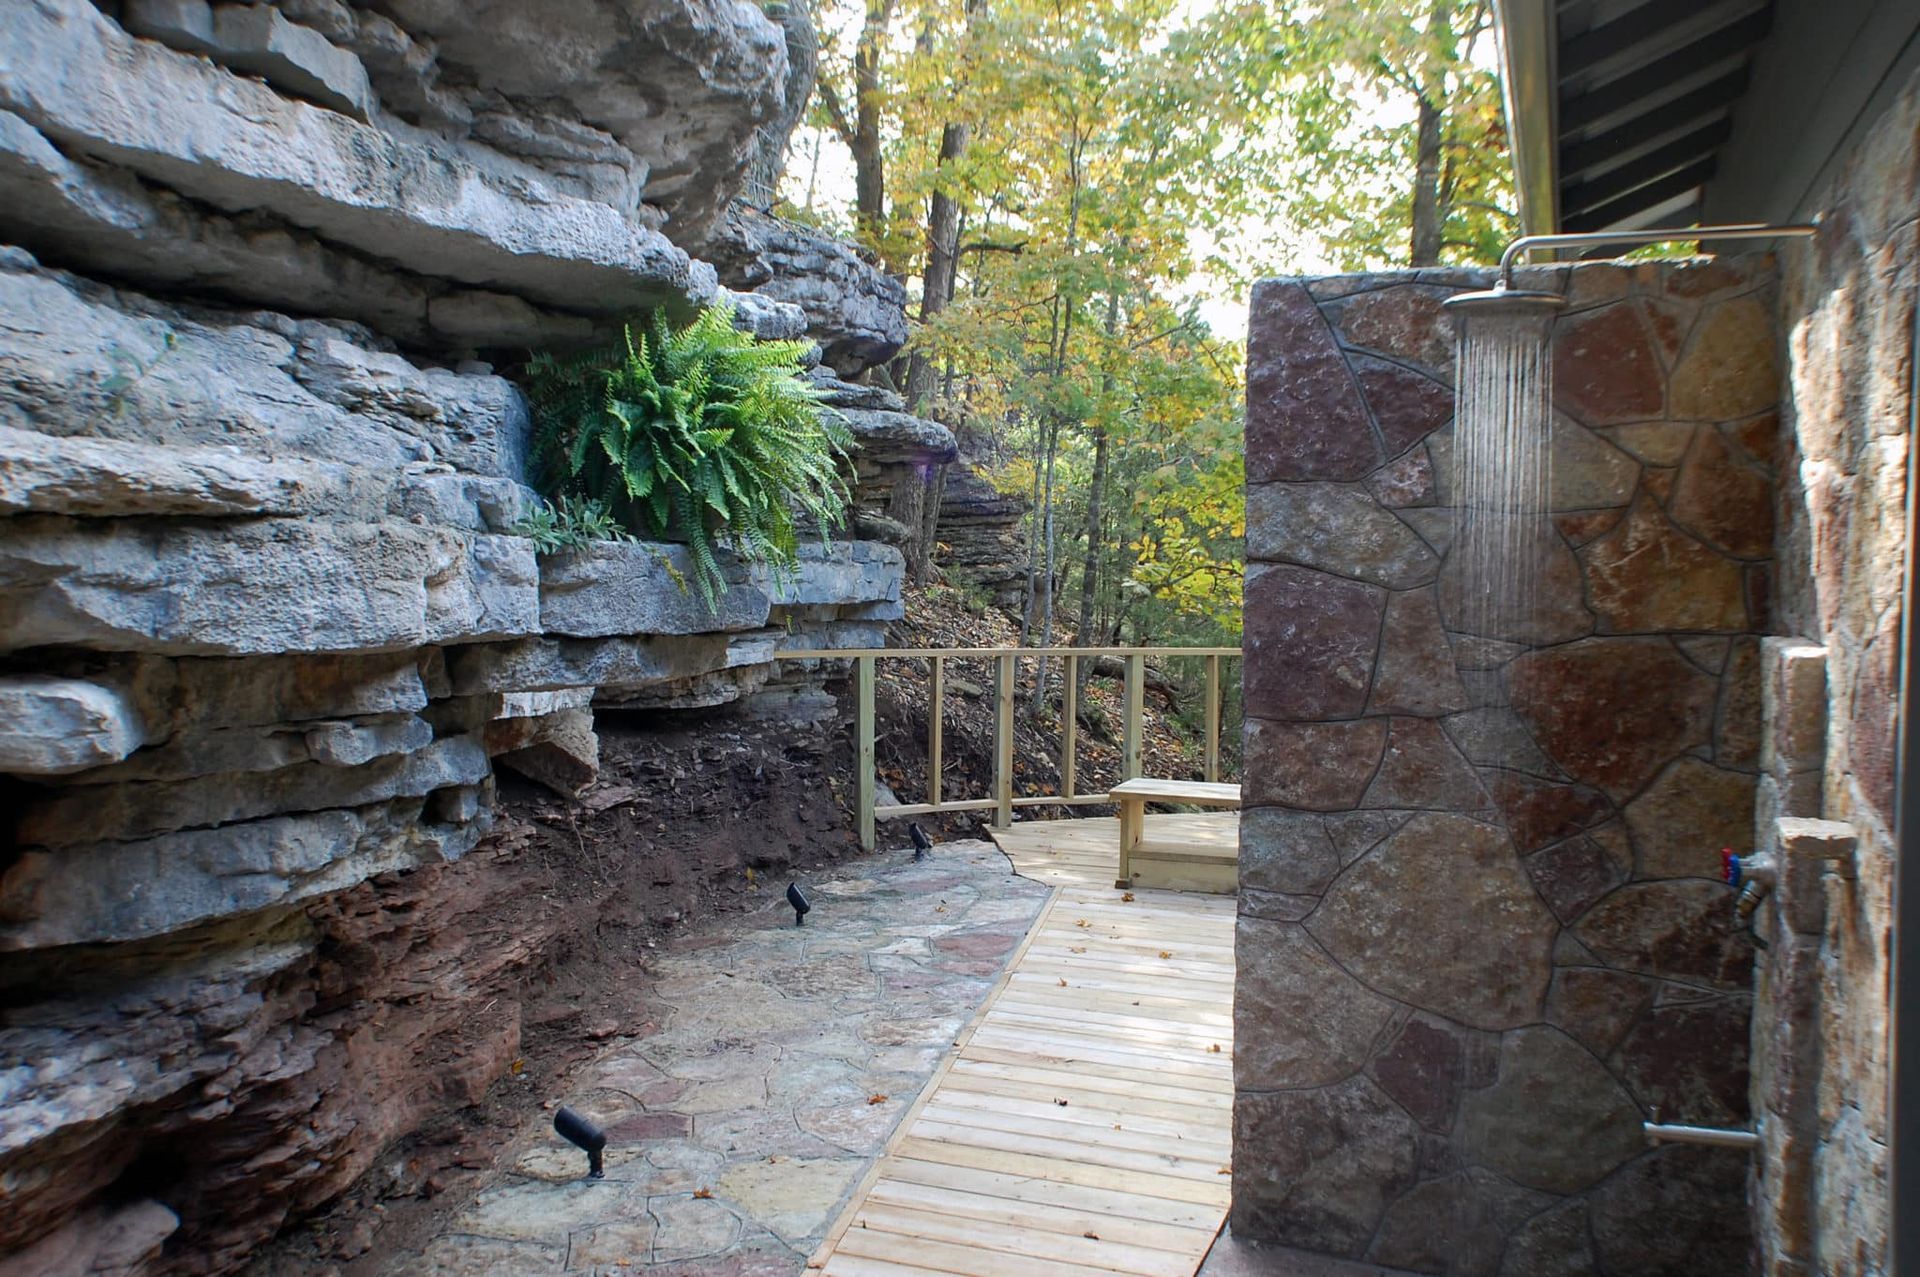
[1073,290,1120,699]
[904,0,984,411]
[1409,92,1444,266]
[1408,0,1454,267]
[1027,413,1062,721]
[851,0,894,243]
[910,462,946,585]
[905,120,970,410]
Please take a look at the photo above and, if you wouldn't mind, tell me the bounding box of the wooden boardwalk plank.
[812,877,1236,1277]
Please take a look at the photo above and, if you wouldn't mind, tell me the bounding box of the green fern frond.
[524,302,848,607]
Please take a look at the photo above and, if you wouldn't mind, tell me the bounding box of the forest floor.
[872,583,1225,842]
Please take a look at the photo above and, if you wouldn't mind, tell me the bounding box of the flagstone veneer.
[1238,256,1778,1273]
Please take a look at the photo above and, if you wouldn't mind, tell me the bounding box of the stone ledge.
[17,735,491,848]
[0,677,145,775]
[1,0,717,318]
[753,539,905,608]
[0,259,532,479]
[447,632,734,696]
[537,542,770,637]
[0,423,378,519]
[0,516,541,656]
[0,796,485,949]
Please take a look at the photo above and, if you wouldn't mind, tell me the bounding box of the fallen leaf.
[1209,1044,1223,1053]
[867,1094,889,1105]
[1158,951,1173,959]
[1121,892,1135,902]
[693,1188,713,1199]
[1057,978,1068,987]
[1083,1231,1101,1240]
[1070,946,1087,953]
[1076,919,1091,928]
[509,1059,524,1075]
[1218,1166,1233,1175]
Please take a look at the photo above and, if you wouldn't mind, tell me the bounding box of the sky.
[778,0,1486,344]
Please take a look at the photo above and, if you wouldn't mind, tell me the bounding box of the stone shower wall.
[1756,63,1920,1277]
[1236,256,1780,1273]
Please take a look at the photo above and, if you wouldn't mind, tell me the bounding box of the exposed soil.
[871,585,1231,841]
[245,711,864,1276]
[242,585,1227,1274]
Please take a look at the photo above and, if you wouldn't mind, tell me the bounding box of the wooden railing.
[781,646,1241,851]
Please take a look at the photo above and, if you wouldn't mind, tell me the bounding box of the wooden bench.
[1111,777,1241,889]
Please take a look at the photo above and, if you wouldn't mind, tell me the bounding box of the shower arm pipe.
[1498,222,1820,289]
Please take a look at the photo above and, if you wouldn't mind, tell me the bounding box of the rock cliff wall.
[0,2,947,1272]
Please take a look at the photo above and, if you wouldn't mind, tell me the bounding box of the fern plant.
[527,304,851,608]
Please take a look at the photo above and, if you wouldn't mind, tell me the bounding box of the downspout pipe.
[1891,266,1920,1277]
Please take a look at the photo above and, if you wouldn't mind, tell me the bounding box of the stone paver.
[384,841,1049,1274]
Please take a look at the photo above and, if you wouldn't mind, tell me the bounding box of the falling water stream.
[1444,292,1564,643]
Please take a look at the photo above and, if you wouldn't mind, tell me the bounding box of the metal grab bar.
[1644,1121,1760,1151]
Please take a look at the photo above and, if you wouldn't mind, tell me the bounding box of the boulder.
[446,633,734,696]
[0,424,377,520]
[493,708,600,798]
[374,0,787,242]
[207,3,376,121]
[753,540,905,610]
[0,261,530,478]
[17,735,492,847]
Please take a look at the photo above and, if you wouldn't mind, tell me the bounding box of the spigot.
[1722,846,1777,947]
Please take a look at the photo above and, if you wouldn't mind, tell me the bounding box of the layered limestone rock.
[0,247,905,1271]
[935,422,1030,608]
[705,202,909,374]
[0,2,924,1269]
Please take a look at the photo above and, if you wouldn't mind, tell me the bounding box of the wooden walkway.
[811,825,1237,1277]
[991,813,1239,893]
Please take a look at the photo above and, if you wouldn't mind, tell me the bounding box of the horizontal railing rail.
[781,645,1241,851]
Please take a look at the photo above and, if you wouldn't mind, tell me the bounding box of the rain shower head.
[1442,286,1567,316]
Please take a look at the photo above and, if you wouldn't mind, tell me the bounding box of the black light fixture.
[909,823,933,860]
[553,1107,606,1179]
[786,881,811,926]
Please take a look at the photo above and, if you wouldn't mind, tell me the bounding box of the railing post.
[994,651,1015,828]
[1060,653,1078,801]
[928,654,944,809]
[1123,652,1143,782]
[856,654,875,852]
[1204,654,1221,783]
